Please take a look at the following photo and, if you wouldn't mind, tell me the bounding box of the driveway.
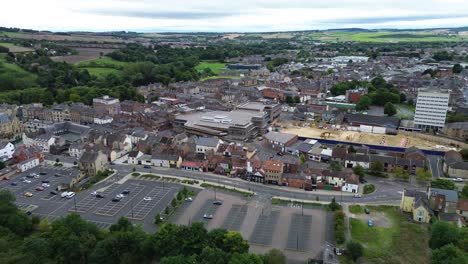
[427,155,442,179]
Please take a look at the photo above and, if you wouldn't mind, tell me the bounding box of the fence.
[399,131,467,149]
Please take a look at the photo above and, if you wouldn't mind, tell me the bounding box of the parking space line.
[126,186,172,220]
[95,184,146,217]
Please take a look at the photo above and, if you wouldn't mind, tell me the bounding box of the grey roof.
[446,122,468,130]
[152,154,179,161]
[0,113,11,124]
[196,137,219,148]
[296,142,315,153]
[430,188,458,203]
[345,113,400,128]
[79,151,100,163]
[264,131,297,144]
[450,161,468,170]
[0,141,12,149]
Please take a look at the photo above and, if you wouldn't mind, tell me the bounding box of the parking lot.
[220,204,248,231]
[0,166,80,201]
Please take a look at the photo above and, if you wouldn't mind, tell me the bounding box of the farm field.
[51,48,116,64]
[0,42,34,53]
[195,61,227,74]
[281,125,444,150]
[75,56,129,78]
[0,53,37,82]
[348,206,430,264]
[84,67,122,78]
[307,31,467,42]
[0,31,127,43]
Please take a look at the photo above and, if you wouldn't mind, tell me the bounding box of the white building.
[0,141,15,161]
[414,88,450,130]
[196,137,221,155]
[17,157,39,172]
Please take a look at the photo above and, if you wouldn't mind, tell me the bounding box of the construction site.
[281,124,455,151]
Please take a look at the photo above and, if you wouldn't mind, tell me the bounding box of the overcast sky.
[2,0,468,32]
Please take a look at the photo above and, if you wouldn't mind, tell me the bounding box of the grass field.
[51,48,116,64]
[349,206,430,263]
[195,61,226,74]
[76,56,128,78]
[0,42,34,53]
[0,53,37,78]
[307,31,467,42]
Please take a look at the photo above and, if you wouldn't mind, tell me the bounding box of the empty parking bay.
[249,211,279,246]
[285,214,312,251]
[69,184,119,213]
[220,204,247,231]
[95,184,145,216]
[193,199,220,224]
[126,186,171,220]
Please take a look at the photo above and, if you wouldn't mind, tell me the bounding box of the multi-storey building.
[414,88,450,130]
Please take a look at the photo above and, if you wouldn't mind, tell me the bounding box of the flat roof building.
[174,109,268,141]
[414,88,449,130]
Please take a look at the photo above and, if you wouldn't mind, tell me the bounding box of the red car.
[2,177,10,181]
[35,187,45,191]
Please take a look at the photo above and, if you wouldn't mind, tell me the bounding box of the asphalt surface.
[427,155,442,179]
[111,164,423,204]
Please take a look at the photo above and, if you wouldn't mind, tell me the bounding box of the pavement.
[110,164,425,204]
[427,155,443,179]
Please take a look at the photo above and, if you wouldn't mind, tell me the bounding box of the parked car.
[143,196,152,201]
[96,194,105,198]
[112,197,122,202]
[2,177,10,181]
[354,194,362,198]
[50,191,58,195]
[203,214,213,219]
[122,190,130,195]
[91,191,98,196]
[54,173,62,177]
[367,218,374,227]
[364,208,370,214]
[42,183,50,188]
[66,192,76,199]
[185,197,193,202]
[10,182,18,186]
[26,175,35,178]
[213,200,223,205]
[23,179,31,183]
[143,165,151,169]
[41,180,50,183]
[35,187,45,191]
[276,152,284,156]
[24,192,33,197]
[116,194,125,198]
[39,172,47,175]
[61,192,71,198]
[453,178,463,182]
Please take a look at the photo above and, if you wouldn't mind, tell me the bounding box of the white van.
[61,192,70,198]
[66,192,76,199]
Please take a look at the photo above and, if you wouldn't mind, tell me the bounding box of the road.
[110,164,426,204]
[427,155,442,179]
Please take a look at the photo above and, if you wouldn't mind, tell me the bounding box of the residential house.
[263,160,284,184]
[196,137,221,156]
[128,151,144,165]
[443,122,468,140]
[0,141,15,161]
[69,143,85,159]
[428,187,459,216]
[400,189,433,223]
[13,145,44,164]
[181,161,202,171]
[0,112,22,137]
[331,147,347,163]
[78,150,108,177]
[17,158,39,172]
[152,154,181,168]
[457,199,468,221]
[341,174,359,193]
[264,131,298,152]
[282,173,311,189]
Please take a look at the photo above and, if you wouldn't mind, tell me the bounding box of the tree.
[452,63,463,74]
[262,248,286,264]
[329,162,342,171]
[198,246,228,264]
[299,154,306,165]
[346,240,364,261]
[460,148,468,160]
[384,102,397,116]
[400,93,407,103]
[171,198,177,207]
[285,96,294,104]
[222,231,249,254]
[430,221,460,249]
[0,160,5,170]
[352,165,365,181]
[154,213,162,225]
[369,160,384,175]
[461,185,468,199]
[176,191,183,201]
[347,145,356,153]
[356,95,371,111]
[164,206,170,215]
[416,168,432,182]
[328,197,341,211]
[431,243,468,264]
[431,179,456,190]
[407,98,414,106]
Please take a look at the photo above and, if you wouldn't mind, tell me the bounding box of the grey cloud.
[327,14,468,24]
[86,9,239,20]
